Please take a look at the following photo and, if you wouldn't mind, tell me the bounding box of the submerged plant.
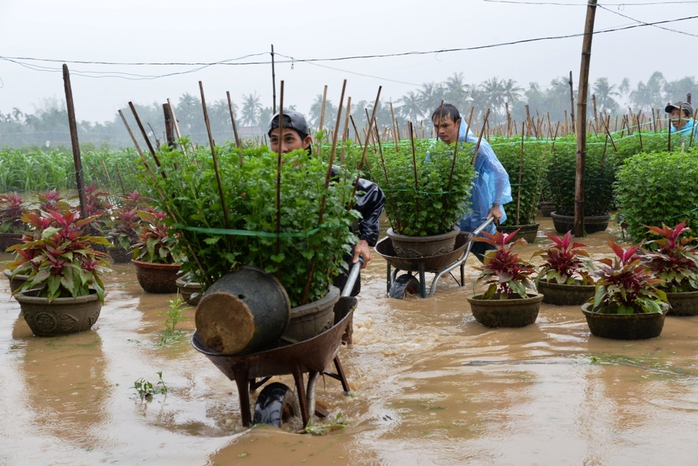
[133,371,168,400]
[474,229,537,299]
[158,294,187,345]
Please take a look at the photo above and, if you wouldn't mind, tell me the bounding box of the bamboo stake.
[115,165,126,195]
[408,121,420,225]
[349,115,364,151]
[166,98,187,156]
[199,81,234,253]
[517,121,525,224]
[349,87,382,208]
[374,124,401,232]
[389,102,399,152]
[318,85,328,132]
[275,84,286,278]
[340,96,352,164]
[472,109,491,166]
[128,102,157,159]
[226,91,241,148]
[592,94,598,133]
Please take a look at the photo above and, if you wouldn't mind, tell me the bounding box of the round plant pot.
[0,233,23,252]
[108,246,132,264]
[195,267,291,355]
[280,286,341,344]
[467,292,543,328]
[132,260,181,294]
[665,290,698,317]
[581,303,666,340]
[4,268,32,293]
[497,223,540,244]
[14,289,102,337]
[386,226,460,258]
[539,201,555,217]
[176,275,203,306]
[551,212,610,235]
[537,280,595,306]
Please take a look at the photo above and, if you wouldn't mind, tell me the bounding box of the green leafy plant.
[6,209,112,302]
[641,222,698,292]
[133,371,168,400]
[590,241,668,314]
[0,192,29,234]
[159,294,187,345]
[366,139,476,236]
[615,149,698,241]
[533,231,595,285]
[302,412,347,435]
[493,138,547,226]
[474,229,537,299]
[140,142,358,307]
[546,135,617,216]
[131,208,181,264]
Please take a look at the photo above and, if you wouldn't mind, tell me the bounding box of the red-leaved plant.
[474,229,537,299]
[131,208,180,264]
[641,221,698,292]
[107,190,150,250]
[591,241,668,314]
[0,193,29,234]
[6,209,112,303]
[36,190,71,213]
[532,231,595,285]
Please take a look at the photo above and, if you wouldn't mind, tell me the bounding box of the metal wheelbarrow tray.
[375,218,493,298]
[192,296,356,428]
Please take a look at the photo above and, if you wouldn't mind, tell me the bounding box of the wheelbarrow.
[375,218,493,299]
[191,262,361,428]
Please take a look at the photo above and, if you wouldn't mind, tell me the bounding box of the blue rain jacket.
[437,121,512,236]
[669,118,698,146]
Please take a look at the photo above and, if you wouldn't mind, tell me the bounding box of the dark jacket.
[353,175,385,246]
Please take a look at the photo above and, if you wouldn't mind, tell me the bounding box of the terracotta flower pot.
[581,303,666,340]
[539,201,555,217]
[132,260,181,293]
[537,280,595,306]
[467,292,543,328]
[386,226,459,258]
[14,289,102,337]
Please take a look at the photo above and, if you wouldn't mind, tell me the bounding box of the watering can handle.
[341,258,363,297]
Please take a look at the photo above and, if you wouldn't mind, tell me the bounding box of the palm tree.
[502,79,523,106]
[444,72,468,109]
[480,77,507,122]
[592,77,620,114]
[417,82,446,115]
[398,91,424,123]
[241,93,263,127]
[308,94,337,132]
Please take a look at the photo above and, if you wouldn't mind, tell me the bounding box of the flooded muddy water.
[2,215,698,465]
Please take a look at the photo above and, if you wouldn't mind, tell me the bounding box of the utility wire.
[598,4,698,36]
[484,0,698,5]
[1,13,696,81]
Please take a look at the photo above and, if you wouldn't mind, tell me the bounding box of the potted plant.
[6,209,111,336]
[139,140,358,347]
[0,192,29,251]
[106,190,149,263]
[641,222,698,316]
[532,231,596,305]
[495,137,547,243]
[76,184,113,237]
[131,207,182,294]
[466,229,543,328]
[582,241,669,340]
[366,138,476,257]
[547,135,617,234]
[36,189,71,213]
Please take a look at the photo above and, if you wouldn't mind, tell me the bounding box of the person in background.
[665,101,697,145]
[431,103,512,262]
[267,109,385,296]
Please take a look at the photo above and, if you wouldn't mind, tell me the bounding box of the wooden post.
[226,91,241,148]
[319,85,328,133]
[62,64,87,218]
[574,0,598,237]
[568,71,576,135]
[271,44,277,113]
[163,103,176,148]
[592,94,598,133]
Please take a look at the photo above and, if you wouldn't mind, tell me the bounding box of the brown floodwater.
[2,215,698,465]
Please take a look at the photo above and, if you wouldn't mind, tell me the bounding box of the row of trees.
[0,72,694,148]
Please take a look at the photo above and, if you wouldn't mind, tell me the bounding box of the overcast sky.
[0,0,696,123]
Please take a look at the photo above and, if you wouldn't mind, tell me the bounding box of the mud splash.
[2,216,698,465]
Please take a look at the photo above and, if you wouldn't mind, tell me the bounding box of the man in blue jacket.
[431,104,512,261]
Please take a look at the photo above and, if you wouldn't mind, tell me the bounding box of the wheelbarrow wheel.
[389,274,421,299]
[253,382,300,428]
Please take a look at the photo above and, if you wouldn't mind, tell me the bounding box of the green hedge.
[615,149,698,242]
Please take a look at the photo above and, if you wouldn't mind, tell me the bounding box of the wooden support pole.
[62,64,87,219]
[574,0,597,237]
[568,71,576,135]
[163,103,176,148]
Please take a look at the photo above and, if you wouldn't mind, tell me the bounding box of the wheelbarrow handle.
[470,217,495,237]
[341,258,363,297]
